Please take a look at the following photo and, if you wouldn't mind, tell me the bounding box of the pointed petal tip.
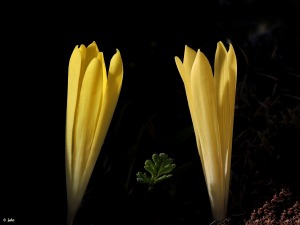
[184,45,194,52]
[115,48,121,55]
[217,41,227,51]
[229,43,236,53]
[174,55,180,61]
[90,41,97,46]
[109,49,123,77]
[113,49,122,62]
[216,41,236,54]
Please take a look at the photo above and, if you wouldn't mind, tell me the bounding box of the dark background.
[1,1,300,224]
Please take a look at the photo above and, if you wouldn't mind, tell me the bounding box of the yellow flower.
[65,41,123,225]
[175,41,237,220]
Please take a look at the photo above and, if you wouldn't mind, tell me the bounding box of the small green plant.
[136,153,176,190]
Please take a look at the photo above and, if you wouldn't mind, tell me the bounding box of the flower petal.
[72,57,104,204]
[66,45,83,188]
[214,41,237,214]
[81,49,123,191]
[191,49,225,219]
[83,41,99,71]
[175,47,203,172]
[183,45,197,76]
[66,45,87,225]
[214,42,229,171]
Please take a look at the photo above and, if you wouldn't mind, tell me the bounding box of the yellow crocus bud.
[65,41,123,225]
[175,41,237,220]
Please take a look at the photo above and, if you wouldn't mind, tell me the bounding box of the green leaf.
[144,160,156,174]
[136,172,152,184]
[153,174,173,185]
[136,153,176,188]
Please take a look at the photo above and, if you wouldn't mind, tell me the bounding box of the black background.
[1,1,300,224]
